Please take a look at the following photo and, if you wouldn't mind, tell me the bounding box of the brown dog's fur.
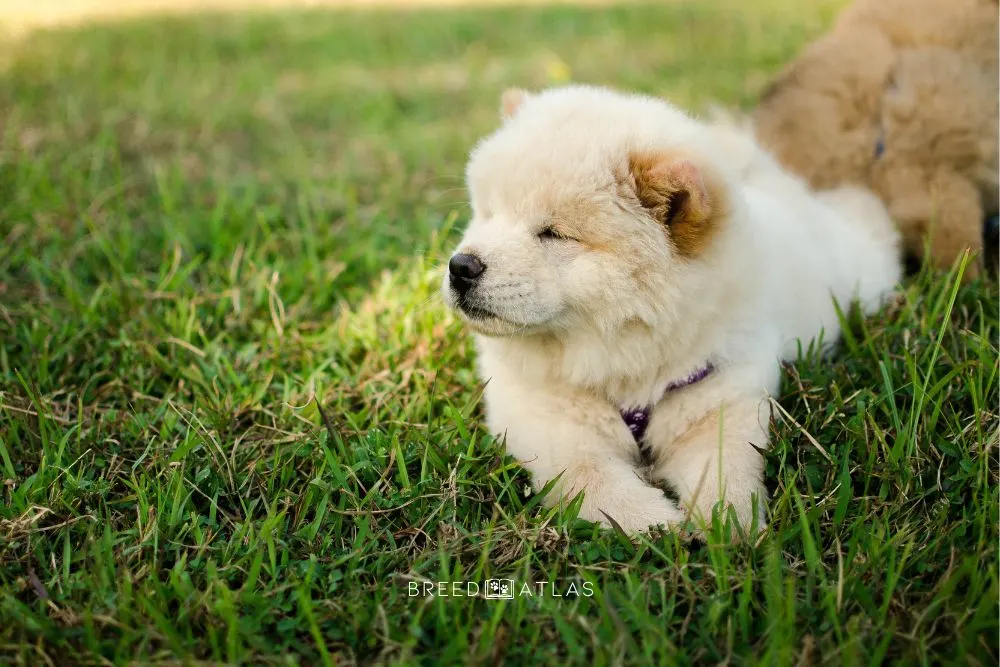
[754,0,999,279]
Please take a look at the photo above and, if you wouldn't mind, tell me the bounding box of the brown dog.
[754,0,999,279]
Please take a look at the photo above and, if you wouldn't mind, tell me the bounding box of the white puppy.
[442,85,901,535]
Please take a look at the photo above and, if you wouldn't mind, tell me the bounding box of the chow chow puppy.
[443,85,901,535]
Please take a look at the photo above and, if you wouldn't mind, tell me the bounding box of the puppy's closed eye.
[538,226,575,242]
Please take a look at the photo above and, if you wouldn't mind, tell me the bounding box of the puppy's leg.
[647,392,771,534]
[483,374,683,534]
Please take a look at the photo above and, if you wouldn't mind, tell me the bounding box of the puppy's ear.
[628,153,718,257]
[500,88,531,120]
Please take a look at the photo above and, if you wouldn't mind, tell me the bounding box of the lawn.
[1,0,997,664]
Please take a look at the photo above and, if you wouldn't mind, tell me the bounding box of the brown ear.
[628,153,718,257]
[500,88,530,120]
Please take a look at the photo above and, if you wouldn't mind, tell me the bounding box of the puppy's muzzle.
[448,253,486,297]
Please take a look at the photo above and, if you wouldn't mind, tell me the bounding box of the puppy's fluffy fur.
[443,85,901,534]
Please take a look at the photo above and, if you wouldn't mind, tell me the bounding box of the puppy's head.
[443,85,730,339]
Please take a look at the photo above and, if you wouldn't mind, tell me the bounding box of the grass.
[0,1,997,664]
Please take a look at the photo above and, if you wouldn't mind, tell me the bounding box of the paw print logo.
[484,578,514,600]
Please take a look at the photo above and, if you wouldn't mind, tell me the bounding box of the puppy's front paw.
[648,395,772,539]
[679,479,768,539]
[578,484,685,535]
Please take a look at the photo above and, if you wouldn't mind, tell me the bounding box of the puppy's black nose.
[449,253,486,293]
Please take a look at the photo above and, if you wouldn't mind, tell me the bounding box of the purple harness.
[620,363,714,442]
